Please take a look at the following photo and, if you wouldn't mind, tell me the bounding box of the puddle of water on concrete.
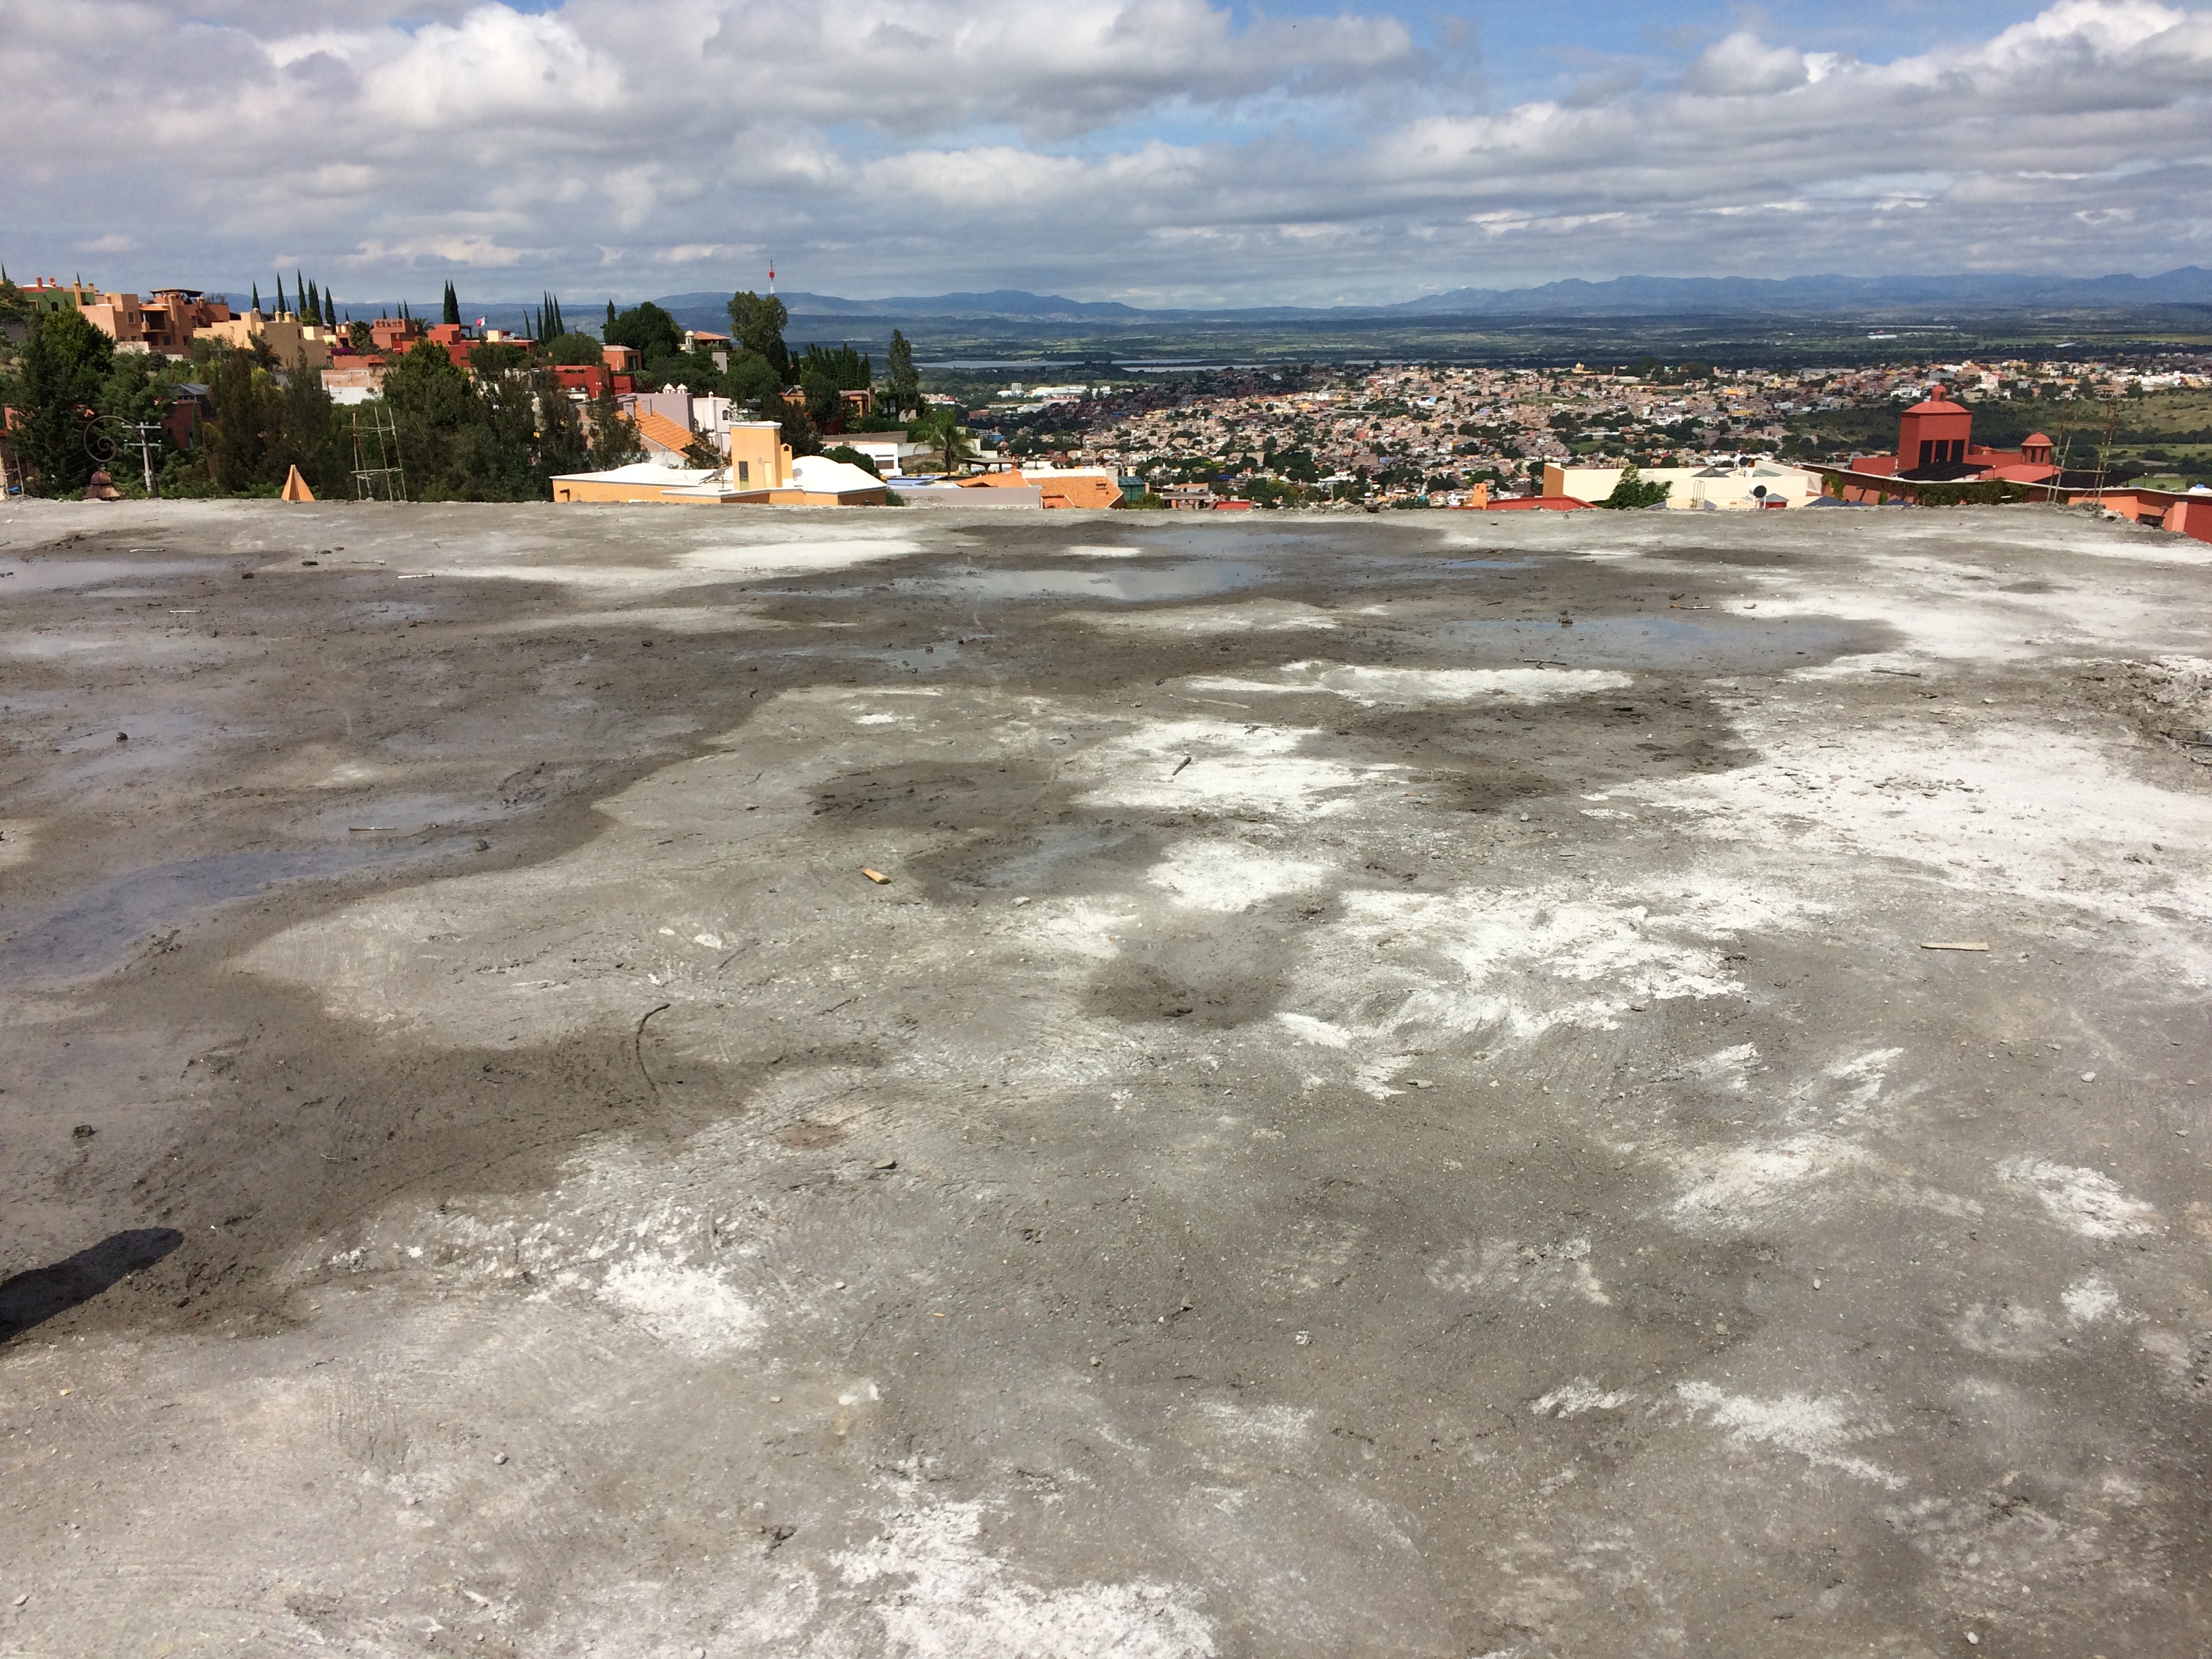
[878,638,968,673]
[0,840,461,987]
[905,560,1277,602]
[1443,612,1870,672]
[0,558,204,593]
[1438,557,1540,572]
[969,825,1139,890]
[302,794,512,838]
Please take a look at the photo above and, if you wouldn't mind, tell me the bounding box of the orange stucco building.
[77,288,235,356]
[1843,387,2055,484]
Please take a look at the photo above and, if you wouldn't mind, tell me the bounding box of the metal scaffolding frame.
[350,405,408,502]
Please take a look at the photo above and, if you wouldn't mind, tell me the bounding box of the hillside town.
[3,271,2209,537]
[996,356,2212,527]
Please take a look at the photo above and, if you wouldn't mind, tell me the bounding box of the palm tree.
[914,407,975,476]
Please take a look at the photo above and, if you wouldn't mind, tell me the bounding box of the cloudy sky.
[2,0,2208,308]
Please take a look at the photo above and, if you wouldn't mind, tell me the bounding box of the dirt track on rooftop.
[3,499,2210,1657]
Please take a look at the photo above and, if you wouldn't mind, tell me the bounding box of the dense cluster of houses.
[12,272,2209,529]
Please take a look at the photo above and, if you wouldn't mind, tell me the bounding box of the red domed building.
[1845,387,2057,484]
[1813,388,2212,541]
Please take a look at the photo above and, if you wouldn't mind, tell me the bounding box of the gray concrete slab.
[2,499,2208,1656]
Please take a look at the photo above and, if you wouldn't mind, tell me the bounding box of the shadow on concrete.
[0,1229,184,1342]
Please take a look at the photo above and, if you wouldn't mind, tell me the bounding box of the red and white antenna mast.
[767,255,775,296]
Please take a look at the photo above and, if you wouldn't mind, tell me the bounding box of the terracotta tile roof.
[628,409,695,455]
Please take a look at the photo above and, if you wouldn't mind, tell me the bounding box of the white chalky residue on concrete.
[419,533,927,596]
[1628,718,2212,983]
[1074,718,1395,819]
[1732,544,2212,674]
[831,1499,1216,1659]
[1023,898,1142,962]
[1675,1382,1902,1488]
[1186,660,1631,707]
[1998,1159,2158,1239]
[1530,1379,1635,1416]
[596,1256,760,1358]
[1666,1132,1873,1229]
[1429,1236,1610,1306]
[2063,1274,2125,1324]
[1190,1400,1315,1446]
[1954,1300,2058,1359]
[281,1122,782,1359]
[1687,1042,1759,1088]
[1811,1046,1906,1120]
[1275,1012,1354,1048]
[1144,840,1330,912]
[1076,599,1340,634]
[1294,875,1818,1045]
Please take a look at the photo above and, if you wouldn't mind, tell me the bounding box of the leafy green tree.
[798,342,871,428]
[726,291,790,382]
[99,349,168,485]
[774,396,821,457]
[202,350,272,492]
[605,302,683,363]
[194,346,342,497]
[885,329,920,418]
[724,350,783,407]
[383,335,487,499]
[347,319,373,354]
[823,444,880,477]
[1599,465,1672,509]
[0,271,32,330]
[456,368,540,500]
[532,370,590,485]
[443,281,461,326]
[587,384,643,467]
[545,331,604,366]
[16,306,115,495]
[468,341,529,377]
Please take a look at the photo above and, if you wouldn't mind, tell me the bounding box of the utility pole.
[84,413,169,496]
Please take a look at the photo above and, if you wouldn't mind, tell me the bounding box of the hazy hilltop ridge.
[651,268,2212,327]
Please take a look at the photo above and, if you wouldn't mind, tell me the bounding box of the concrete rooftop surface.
[1,501,2209,1658]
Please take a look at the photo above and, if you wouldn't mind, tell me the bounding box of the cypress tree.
[297,270,308,317]
[323,289,337,329]
[251,281,262,314]
[306,279,319,321]
[606,300,616,335]
[443,281,460,326]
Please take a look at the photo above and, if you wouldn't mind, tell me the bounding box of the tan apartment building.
[79,289,234,356]
[194,309,336,372]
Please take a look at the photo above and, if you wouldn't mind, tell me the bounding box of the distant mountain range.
[649,268,2212,325]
